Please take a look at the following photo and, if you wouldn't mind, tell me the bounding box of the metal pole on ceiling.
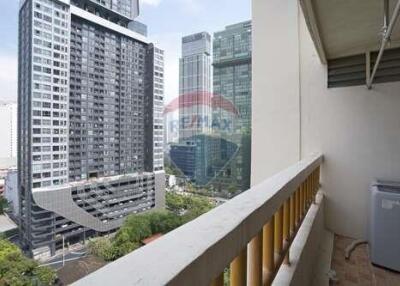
[384,0,390,31]
[367,0,400,89]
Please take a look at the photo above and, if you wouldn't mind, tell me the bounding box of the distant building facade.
[170,134,238,186]
[18,0,164,257]
[171,32,212,184]
[163,111,178,148]
[179,32,212,142]
[212,21,252,192]
[128,21,147,36]
[171,25,252,191]
[4,168,18,218]
[0,102,17,164]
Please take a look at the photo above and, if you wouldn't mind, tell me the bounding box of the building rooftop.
[142,233,163,245]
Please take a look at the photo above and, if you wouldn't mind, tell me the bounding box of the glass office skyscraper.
[212,21,252,192]
[171,25,251,191]
[18,0,164,258]
[179,32,212,142]
[170,32,212,185]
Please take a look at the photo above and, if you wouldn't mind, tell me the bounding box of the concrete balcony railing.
[75,154,324,286]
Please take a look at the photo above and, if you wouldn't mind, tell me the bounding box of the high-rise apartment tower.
[18,0,165,257]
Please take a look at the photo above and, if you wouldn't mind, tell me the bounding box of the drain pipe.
[367,0,400,89]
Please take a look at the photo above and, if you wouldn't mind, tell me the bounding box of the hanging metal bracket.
[367,0,400,89]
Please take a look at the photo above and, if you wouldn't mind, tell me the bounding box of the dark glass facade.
[69,16,147,180]
[212,21,252,192]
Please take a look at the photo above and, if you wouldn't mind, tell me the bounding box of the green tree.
[113,241,139,258]
[87,236,127,262]
[0,239,56,286]
[166,192,214,220]
[186,183,196,193]
[33,266,58,286]
[89,194,215,262]
[146,211,183,233]
[165,192,185,214]
[119,215,152,242]
[0,239,19,259]
[0,197,8,215]
[164,163,182,176]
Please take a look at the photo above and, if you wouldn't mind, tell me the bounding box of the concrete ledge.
[273,191,326,286]
[311,228,334,286]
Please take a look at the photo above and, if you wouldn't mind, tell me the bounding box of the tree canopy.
[166,192,213,217]
[0,239,57,286]
[0,197,9,215]
[88,193,215,262]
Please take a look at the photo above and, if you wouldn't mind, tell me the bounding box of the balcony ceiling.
[301,0,400,62]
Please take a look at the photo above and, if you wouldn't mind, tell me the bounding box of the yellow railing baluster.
[312,168,319,202]
[238,162,321,286]
[304,180,310,209]
[300,183,304,217]
[307,175,311,206]
[283,199,290,264]
[274,206,283,255]
[307,174,312,209]
[318,166,321,185]
[263,219,274,285]
[249,231,263,286]
[295,187,300,226]
[312,173,315,199]
[313,169,317,202]
[304,181,307,214]
[306,180,309,208]
[230,248,247,286]
[261,164,321,285]
[289,194,295,237]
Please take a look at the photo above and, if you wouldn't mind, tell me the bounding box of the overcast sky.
[0,0,251,104]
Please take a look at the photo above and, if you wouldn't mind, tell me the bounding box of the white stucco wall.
[298,11,400,239]
[252,0,400,239]
[251,0,301,186]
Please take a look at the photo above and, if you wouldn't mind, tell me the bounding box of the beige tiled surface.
[331,235,400,286]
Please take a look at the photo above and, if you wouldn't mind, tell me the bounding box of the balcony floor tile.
[331,235,400,286]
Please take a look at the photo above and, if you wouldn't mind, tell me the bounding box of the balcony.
[75,0,400,285]
[75,155,323,285]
